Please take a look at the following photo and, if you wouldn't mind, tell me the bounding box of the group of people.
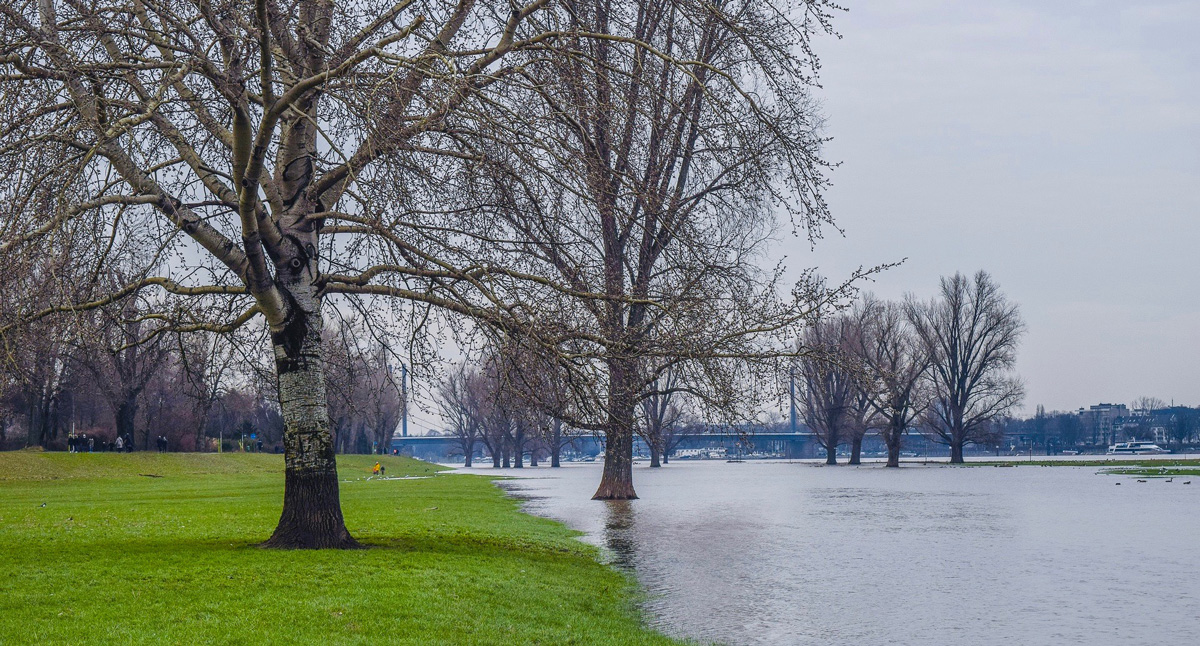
[66,433,135,453]
[155,435,169,452]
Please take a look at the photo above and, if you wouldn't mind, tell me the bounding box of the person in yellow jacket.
[373,462,381,476]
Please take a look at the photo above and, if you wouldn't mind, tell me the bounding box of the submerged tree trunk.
[849,435,863,465]
[661,448,669,465]
[649,439,661,467]
[263,282,358,550]
[594,359,637,500]
[550,419,562,468]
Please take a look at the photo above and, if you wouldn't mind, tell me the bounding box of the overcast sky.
[782,0,1200,413]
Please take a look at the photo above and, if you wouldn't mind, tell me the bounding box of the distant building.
[1078,403,1128,445]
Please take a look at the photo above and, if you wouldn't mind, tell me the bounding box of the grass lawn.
[964,458,1200,468]
[0,450,680,645]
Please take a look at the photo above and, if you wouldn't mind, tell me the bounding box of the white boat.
[1106,441,1170,455]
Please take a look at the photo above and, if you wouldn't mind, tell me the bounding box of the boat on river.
[1106,441,1170,455]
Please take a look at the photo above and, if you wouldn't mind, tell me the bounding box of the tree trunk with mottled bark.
[263,280,358,550]
[849,435,863,465]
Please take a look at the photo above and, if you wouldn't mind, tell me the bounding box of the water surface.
[460,460,1200,645]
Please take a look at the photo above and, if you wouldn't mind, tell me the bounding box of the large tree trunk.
[115,393,138,448]
[849,435,863,465]
[885,428,902,468]
[463,442,473,468]
[490,445,501,468]
[263,282,358,550]
[950,435,965,464]
[661,448,669,465]
[824,442,837,465]
[594,359,637,500]
[649,438,661,468]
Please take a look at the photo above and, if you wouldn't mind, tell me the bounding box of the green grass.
[0,450,680,645]
[964,458,1200,468]
[1099,467,1200,477]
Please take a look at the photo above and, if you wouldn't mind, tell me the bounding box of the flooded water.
[458,460,1200,645]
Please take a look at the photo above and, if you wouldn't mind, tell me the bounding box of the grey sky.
[785,0,1200,413]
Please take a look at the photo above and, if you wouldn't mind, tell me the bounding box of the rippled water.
[458,460,1200,645]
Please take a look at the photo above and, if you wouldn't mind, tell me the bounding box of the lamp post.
[401,362,408,438]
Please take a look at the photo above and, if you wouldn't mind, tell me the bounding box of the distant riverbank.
[0,450,677,645]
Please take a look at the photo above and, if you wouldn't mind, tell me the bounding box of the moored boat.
[1106,441,1170,455]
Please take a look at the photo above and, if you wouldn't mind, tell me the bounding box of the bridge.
[391,431,827,461]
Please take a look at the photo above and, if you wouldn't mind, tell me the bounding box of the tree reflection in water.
[601,500,638,570]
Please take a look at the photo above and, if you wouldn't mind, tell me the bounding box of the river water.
[458,460,1200,645]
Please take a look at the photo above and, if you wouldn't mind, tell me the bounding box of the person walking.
[115,435,124,452]
[87,437,94,453]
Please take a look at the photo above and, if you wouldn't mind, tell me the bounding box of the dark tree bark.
[884,421,904,468]
[550,419,562,468]
[849,435,863,465]
[115,394,138,446]
[595,359,637,499]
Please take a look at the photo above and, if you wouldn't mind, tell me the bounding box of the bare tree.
[1166,407,1198,450]
[841,319,879,466]
[453,0,852,498]
[323,319,401,454]
[0,0,855,534]
[638,370,683,468]
[906,271,1025,464]
[177,332,242,452]
[71,293,172,449]
[850,296,931,467]
[435,362,481,467]
[0,0,601,548]
[796,315,859,465]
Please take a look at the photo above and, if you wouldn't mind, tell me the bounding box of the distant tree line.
[795,270,1026,465]
[433,338,692,469]
[0,277,401,455]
